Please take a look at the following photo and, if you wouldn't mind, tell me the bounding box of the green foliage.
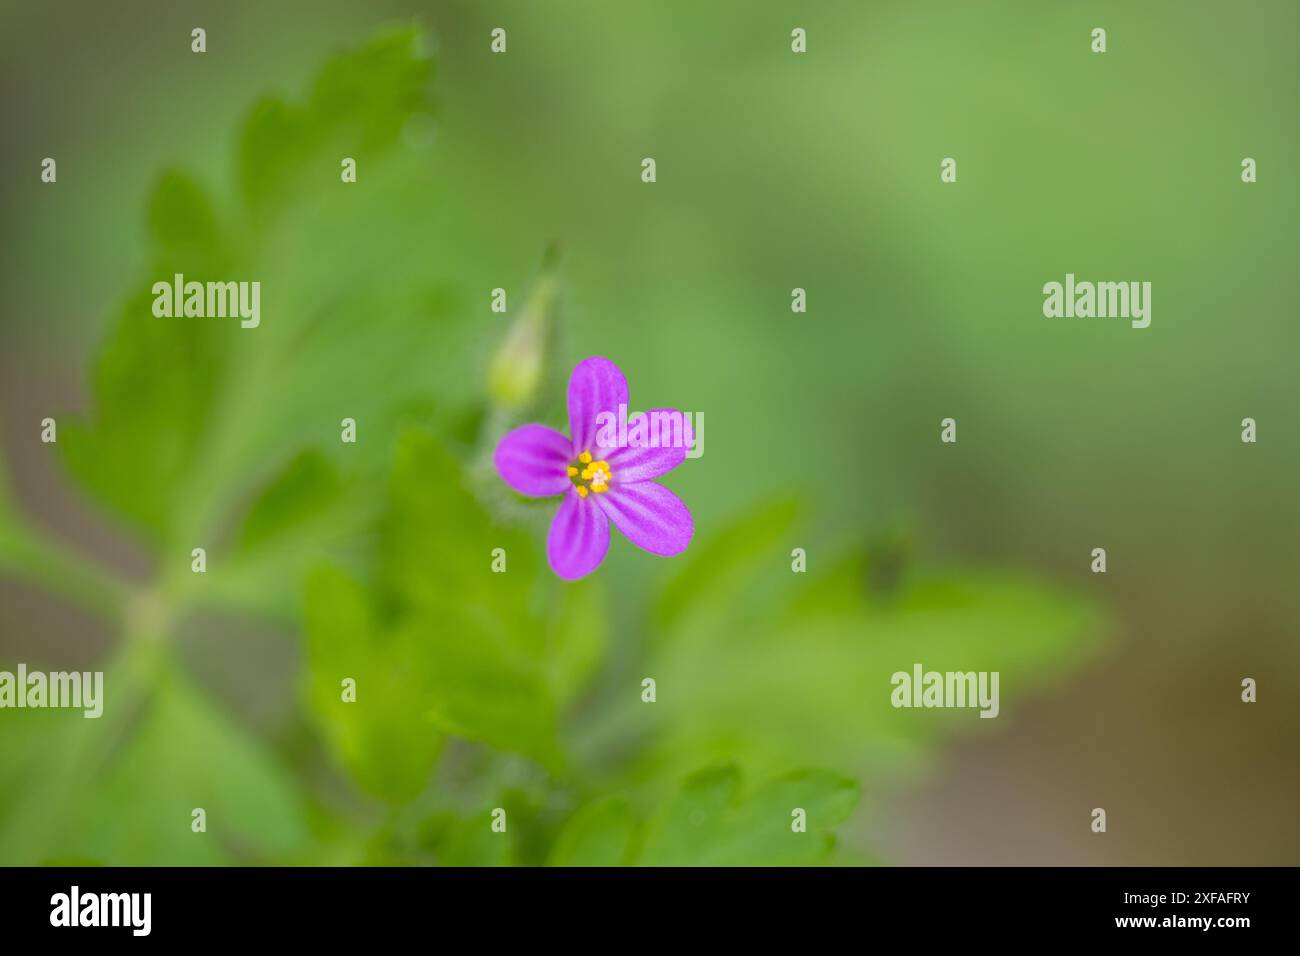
[0,655,308,866]
[237,451,344,553]
[303,431,610,802]
[58,25,449,592]
[77,671,309,865]
[0,24,1107,868]
[631,501,1103,780]
[549,767,858,867]
[304,566,445,805]
[654,495,801,636]
[428,813,514,867]
[548,797,638,866]
[638,767,858,866]
[0,25,455,866]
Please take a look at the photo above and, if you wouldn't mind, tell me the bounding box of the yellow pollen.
[570,452,612,496]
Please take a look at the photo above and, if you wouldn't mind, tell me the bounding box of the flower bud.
[488,270,559,411]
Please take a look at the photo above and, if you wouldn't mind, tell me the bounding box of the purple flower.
[493,356,693,580]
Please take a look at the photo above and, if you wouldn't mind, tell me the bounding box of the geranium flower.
[493,356,693,580]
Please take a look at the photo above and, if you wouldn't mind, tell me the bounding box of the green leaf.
[236,97,311,222]
[655,496,801,636]
[0,660,308,865]
[643,565,1103,778]
[429,813,513,867]
[60,285,226,545]
[78,673,309,864]
[405,606,560,768]
[237,450,344,553]
[147,168,223,258]
[307,29,432,154]
[376,432,566,769]
[303,430,600,797]
[549,797,638,866]
[60,25,446,563]
[206,450,376,621]
[637,766,858,866]
[304,566,445,804]
[545,578,606,708]
[382,430,539,625]
[237,28,430,222]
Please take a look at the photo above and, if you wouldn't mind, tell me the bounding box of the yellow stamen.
[570,451,613,498]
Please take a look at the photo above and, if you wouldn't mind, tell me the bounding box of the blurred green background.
[0,0,1296,865]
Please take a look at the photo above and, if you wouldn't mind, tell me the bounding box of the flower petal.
[494,424,573,497]
[567,356,628,455]
[596,481,693,557]
[547,488,611,580]
[601,408,693,484]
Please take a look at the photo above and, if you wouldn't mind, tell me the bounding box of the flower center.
[568,451,612,499]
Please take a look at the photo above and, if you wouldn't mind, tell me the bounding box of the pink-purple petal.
[547,489,611,580]
[567,356,629,455]
[596,481,693,557]
[601,408,692,484]
[494,424,573,497]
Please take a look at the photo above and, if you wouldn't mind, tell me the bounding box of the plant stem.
[0,519,132,624]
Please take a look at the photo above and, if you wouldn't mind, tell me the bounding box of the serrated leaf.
[637,766,858,866]
[60,25,445,563]
[147,168,223,258]
[303,430,601,794]
[644,565,1103,778]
